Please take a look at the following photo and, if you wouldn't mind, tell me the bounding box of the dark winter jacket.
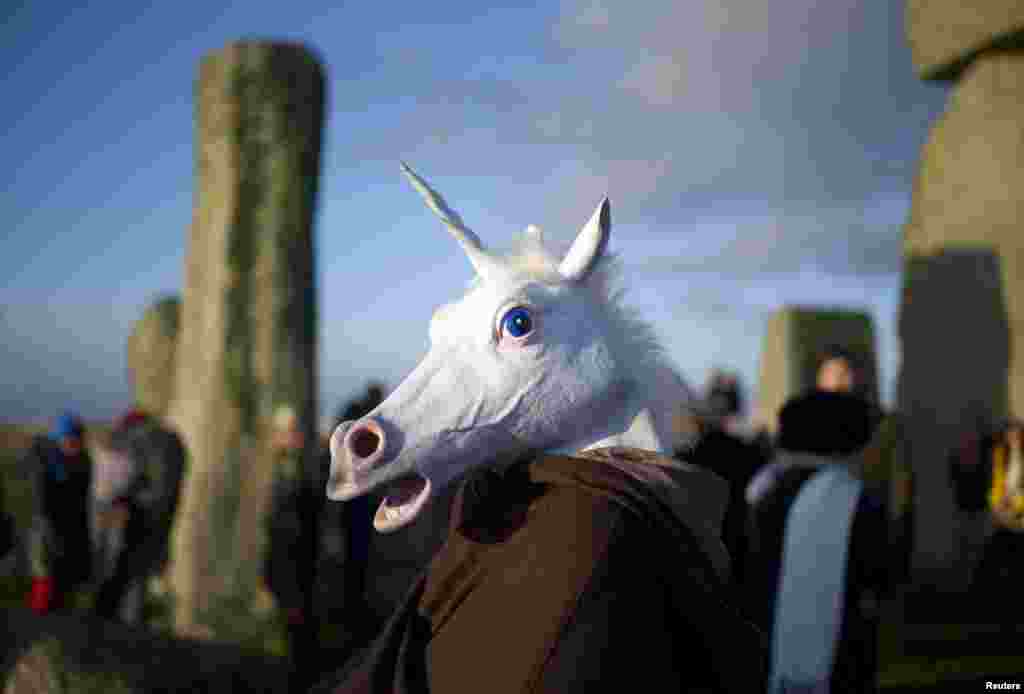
[264,447,322,610]
[25,435,93,587]
[680,426,769,589]
[0,473,14,559]
[108,419,186,529]
[104,419,186,574]
[330,447,768,694]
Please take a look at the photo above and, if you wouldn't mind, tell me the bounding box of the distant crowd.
[0,385,387,693]
[2,351,1023,693]
[676,347,1024,692]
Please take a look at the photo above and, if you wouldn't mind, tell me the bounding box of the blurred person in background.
[746,390,898,694]
[327,383,387,656]
[24,411,93,615]
[0,470,14,565]
[263,404,323,694]
[814,345,883,432]
[90,422,146,623]
[950,417,1024,620]
[704,369,746,436]
[679,369,768,592]
[92,407,186,624]
[816,347,857,394]
[816,344,914,591]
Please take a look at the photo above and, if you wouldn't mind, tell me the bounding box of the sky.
[1,0,950,426]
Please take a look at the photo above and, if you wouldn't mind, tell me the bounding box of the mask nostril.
[351,427,381,459]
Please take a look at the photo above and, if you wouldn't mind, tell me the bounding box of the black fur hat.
[776,389,873,457]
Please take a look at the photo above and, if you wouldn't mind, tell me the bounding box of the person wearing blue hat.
[24,410,93,614]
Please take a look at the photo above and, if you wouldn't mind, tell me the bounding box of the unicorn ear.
[558,197,610,282]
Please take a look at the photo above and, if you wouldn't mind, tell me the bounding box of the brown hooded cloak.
[327,447,768,693]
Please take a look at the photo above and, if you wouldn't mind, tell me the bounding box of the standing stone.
[755,306,879,436]
[906,1,1024,81]
[126,296,180,418]
[898,44,1024,591]
[166,41,324,637]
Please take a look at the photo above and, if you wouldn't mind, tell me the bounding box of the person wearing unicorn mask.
[23,411,94,614]
[326,164,767,693]
[745,390,891,694]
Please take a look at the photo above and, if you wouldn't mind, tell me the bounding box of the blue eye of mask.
[502,307,533,338]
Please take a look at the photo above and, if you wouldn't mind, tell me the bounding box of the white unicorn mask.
[328,163,695,532]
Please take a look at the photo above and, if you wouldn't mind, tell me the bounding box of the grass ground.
[1,423,43,534]
[0,422,361,692]
[877,606,1024,688]
[0,607,290,694]
[0,422,292,656]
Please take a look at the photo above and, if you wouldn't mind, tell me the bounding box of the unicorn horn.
[400,162,502,281]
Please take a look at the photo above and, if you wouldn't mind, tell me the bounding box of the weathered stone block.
[755,306,879,435]
[906,0,1024,81]
[166,40,324,637]
[898,50,1024,589]
[126,296,180,417]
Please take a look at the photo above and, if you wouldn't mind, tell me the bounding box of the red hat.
[116,408,148,431]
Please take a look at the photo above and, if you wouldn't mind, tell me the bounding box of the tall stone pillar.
[900,4,1024,591]
[167,41,324,636]
[127,296,181,418]
[755,306,879,435]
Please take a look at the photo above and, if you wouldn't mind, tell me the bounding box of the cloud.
[625,192,908,281]
[341,0,943,283]
[4,2,939,423]
[572,1,611,29]
[553,0,858,112]
[618,54,692,109]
